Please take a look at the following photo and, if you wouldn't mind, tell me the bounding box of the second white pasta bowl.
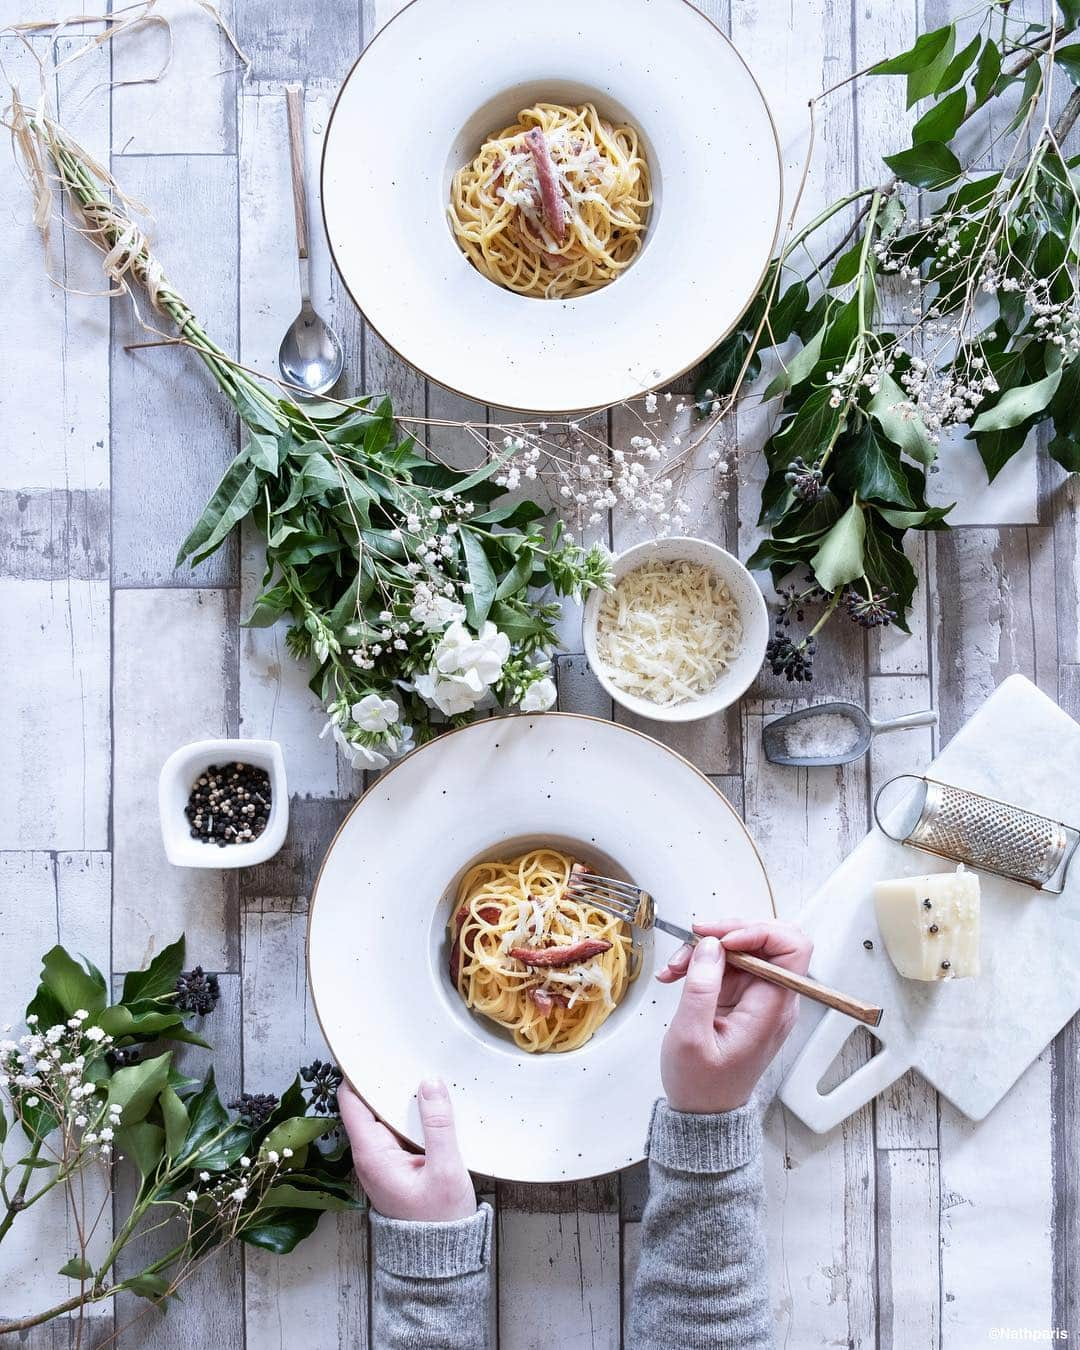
[582,536,768,723]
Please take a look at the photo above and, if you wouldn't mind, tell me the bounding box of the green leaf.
[261,1183,361,1212]
[1059,0,1080,28]
[59,1256,93,1280]
[828,239,865,287]
[884,141,962,189]
[970,368,1062,433]
[862,516,918,634]
[159,1085,190,1160]
[246,430,282,474]
[244,582,292,629]
[450,456,508,495]
[107,1054,172,1127]
[771,388,842,466]
[833,421,917,508]
[869,25,952,76]
[869,374,936,466]
[179,1069,237,1167]
[810,502,866,592]
[493,550,536,602]
[262,1117,338,1156]
[39,946,107,1019]
[1005,60,1044,137]
[176,455,261,567]
[469,499,547,528]
[911,87,967,145]
[1056,44,1080,84]
[0,1106,6,1146]
[123,1272,172,1304]
[876,504,953,530]
[97,1006,185,1040]
[239,1208,321,1255]
[763,328,824,400]
[972,40,1002,107]
[299,453,344,499]
[116,1121,165,1180]
[1048,430,1080,473]
[907,26,955,106]
[120,937,186,1006]
[235,385,284,437]
[935,33,981,93]
[459,528,497,629]
[768,280,810,344]
[973,423,1031,481]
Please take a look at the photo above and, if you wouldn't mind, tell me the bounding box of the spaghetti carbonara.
[448,849,638,1052]
[448,103,652,300]
[596,559,743,706]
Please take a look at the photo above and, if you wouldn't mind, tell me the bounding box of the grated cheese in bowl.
[594,559,743,707]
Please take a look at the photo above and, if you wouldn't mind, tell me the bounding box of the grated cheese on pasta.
[595,559,743,706]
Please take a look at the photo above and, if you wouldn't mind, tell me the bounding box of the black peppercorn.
[185,762,272,847]
[928,924,939,934]
[862,939,874,950]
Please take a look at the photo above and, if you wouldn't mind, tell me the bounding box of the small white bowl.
[158,739,288,869]
[582,536,769,723]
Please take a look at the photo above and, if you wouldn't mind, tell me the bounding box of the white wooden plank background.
[0,0,1076,1344]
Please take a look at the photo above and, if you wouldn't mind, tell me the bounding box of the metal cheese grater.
[873,774,1080,893]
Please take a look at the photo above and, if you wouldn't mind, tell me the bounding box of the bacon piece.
[454,902,503,927]
[528,988,571,1015]
[509,939,612,968]
[524,128,566,244]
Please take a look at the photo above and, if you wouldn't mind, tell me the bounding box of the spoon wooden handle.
[285,84,309,260]
[724,949,883,1027]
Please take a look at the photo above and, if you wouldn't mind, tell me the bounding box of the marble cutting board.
[779,674,1080,1133]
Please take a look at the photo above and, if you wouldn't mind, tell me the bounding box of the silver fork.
[570,872,882,1027]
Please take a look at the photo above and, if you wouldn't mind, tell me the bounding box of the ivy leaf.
[459,528,497,628]
[970,368,1062,433]
[1059,0,1080,29]
[912,88,967,145]
[124,1273,173,1305]
[1056,44,1080,84]
[1048,430,1080,472]
[936,34,982,93]
[869,374,936,466]
[120,937,186,1006]
[116,1120,165,1180]
[869,25,952,76]
[829,239,864,287]
[833,420,917,508]
[862,516,918,634]
[876,504,954,529]
[770,388,842,466]
[262,1117,339,1156]
[810,502,866,592]
[261,1183,361,1212]
[884,141,962,189]
[1005,61,1044,137]
[96,1006,185,1039]
[59,1256,93,1280]
[972,40,1002,107]
[159,1085,190,1160]
[239,1208,321,1255]
[107,1053,172,1127]
[695,330,759,405]
[906,26,956,106]
[38,946,107,1019]
[763,328,824,400]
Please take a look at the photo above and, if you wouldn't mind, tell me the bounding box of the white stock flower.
[409,592,466,632]
[330,724,389,772]
[519,676,557,713]
[435,622,510,687]
[351,693,400,734]
[414,670,485,717]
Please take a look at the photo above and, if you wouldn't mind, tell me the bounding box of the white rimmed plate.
[320,0,783,413]
[307,713,773,1182]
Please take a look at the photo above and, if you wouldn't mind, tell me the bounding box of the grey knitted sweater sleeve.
[625,1100,772,1350]
[370,1202,493,1349]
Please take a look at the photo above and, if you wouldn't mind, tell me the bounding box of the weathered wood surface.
[1,0,1076,1344]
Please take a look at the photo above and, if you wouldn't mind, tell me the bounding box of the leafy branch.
[695,0,1080,676]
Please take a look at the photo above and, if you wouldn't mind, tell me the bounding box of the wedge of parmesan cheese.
[873,869,980,981]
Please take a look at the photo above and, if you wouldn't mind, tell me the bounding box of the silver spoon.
[762,700,937,767]
[277,84,344,398]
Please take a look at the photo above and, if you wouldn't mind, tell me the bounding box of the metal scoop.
[762,701,937,767]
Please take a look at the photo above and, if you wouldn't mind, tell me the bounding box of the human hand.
[340,1078,477,1221]
[657,919,813,1114]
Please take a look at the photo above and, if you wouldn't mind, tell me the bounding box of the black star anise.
[765,632,816,682]
[300,1059,343,1115]
[229,1091,279,1129]
[174,967,221,1017]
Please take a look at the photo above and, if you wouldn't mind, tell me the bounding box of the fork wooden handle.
[724,949,883,1028]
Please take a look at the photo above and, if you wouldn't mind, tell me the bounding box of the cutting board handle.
[779,1008,911,1134]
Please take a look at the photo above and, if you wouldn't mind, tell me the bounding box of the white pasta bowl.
[307,714,774,1182]
[158,738,288,869]
[582,537,769,723]
[320,0,782,413]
